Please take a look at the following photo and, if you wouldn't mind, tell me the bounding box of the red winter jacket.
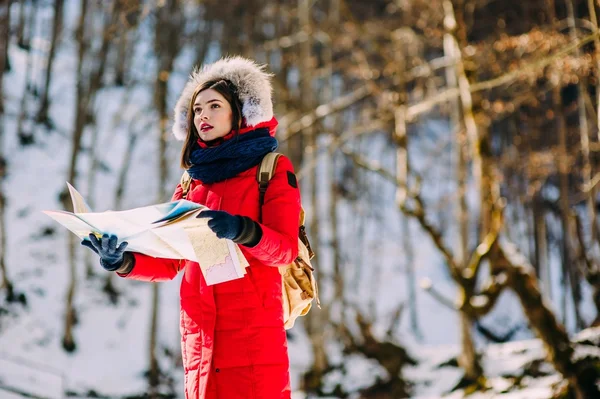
[121,148,300,398]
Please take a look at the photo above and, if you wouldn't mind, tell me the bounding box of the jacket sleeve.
[117,183,187,280]
[119,253,183,282]
[243,155,301,266]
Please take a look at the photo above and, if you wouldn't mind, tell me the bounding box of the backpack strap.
[256,153,314,260]
[257,152,282,221]
[180,171,193,200]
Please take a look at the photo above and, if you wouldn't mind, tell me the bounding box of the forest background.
[3,0,600,398]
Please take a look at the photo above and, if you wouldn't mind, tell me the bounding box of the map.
[204,254,243,285]
[44,183,249,285]
[182,221,249,285]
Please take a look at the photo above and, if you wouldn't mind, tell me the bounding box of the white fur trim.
[172,56,274,140]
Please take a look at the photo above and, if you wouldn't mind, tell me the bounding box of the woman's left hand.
[197,210,242,240]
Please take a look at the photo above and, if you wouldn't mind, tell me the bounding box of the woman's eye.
[211,104,220,109]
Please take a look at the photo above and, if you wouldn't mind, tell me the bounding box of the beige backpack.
[179,153,320,329]
[257,152,320,329]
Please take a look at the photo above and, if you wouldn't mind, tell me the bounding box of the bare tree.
[62,0,90,353]
[0,0,13,302]
[148,0,183,391]
[296,0,333,393]
[63,0,120,352]
[345,140,600,396]
[392,21,423,342]
[414,0,484,386]
[532,197,552,298]
[15,0,39,144]
[65,0,117,189]
[1,0,9,72]
[565,0,589,331]
[588,0,600,148]
[36,0,64,125]
[16,0,28,49]
[114,0,141,86]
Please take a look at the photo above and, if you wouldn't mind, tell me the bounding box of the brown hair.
[180,79,243,169]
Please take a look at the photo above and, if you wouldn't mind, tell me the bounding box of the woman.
[82,56,301,399]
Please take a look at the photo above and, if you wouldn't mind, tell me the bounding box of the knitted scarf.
[187,128,278,184]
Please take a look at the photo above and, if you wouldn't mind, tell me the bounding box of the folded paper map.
[43,183,249,285]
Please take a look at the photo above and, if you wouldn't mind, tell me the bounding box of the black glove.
[197,210,262,246]
[81,233,129,271]
[197,210,242,240]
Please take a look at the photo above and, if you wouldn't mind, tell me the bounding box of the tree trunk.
[330,154,343,303]
[392,41,422,339]
[0,0,9,74]
[0,1,13,302]
[566,0,589,331]
[303,312,330,394]
[62,235,77,352]
[402,215,422,339]
[298,0,330,392]
[62,0,89,353]
[193,7,212,69]
[290,0,311,168]
[148,284,160,392]
[554,80,582,328]
[330,115,343,306]
[67,0,116,189]
[103,130,139,299]
[115,30,128,86]
[573,212,600,327]
[114,0,141,86]
[24,0,37,50]
[443,0,484,384]
[533,198,551,299]
[15,0,38,144]
[148,0,183,390]
[458,313,482,382]
[37,0,64,125]
[16,0,27,49]
[84,123,100,278]
[543,0,583,330]
[394,107,422,339]
[587,0,600,253]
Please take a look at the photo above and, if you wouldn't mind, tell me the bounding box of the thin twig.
[420,278,458,311]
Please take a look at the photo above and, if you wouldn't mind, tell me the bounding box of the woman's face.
[192,88,233,142]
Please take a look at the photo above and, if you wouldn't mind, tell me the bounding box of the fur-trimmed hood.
[172,56,274,140]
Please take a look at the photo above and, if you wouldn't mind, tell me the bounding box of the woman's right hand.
[81,233,129,271]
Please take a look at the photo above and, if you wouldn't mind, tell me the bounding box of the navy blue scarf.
[187,128,278,184]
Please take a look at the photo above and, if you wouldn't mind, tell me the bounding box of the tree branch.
[420,278,459,311]
[466,272,509,316]
[279,85,374,142]
[406,30,600,120]
[463,203,504,281]
[340,147,459,272]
